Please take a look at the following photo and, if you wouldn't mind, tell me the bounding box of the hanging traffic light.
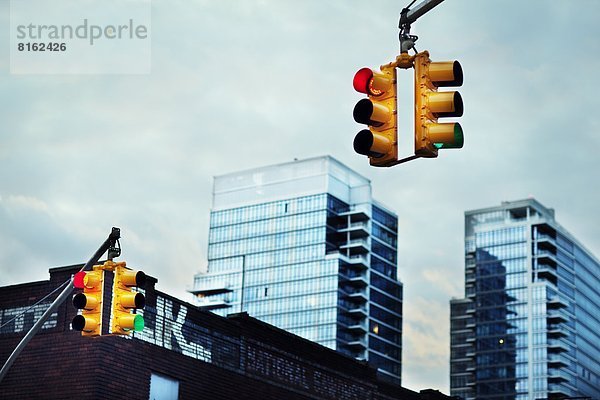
[352,66,398,167]
[414,51,464,158]
[111,265,146,335]
[72,268,104,336]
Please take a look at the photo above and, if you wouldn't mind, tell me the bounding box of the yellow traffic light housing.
[414,51,464,158]
[353,66,398,167]
[72,268,104,336]
[111,264,146,335]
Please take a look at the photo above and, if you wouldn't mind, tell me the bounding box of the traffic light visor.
[118,314,145,332]
[72,315,98,332]
[430,122,464,149]
[353,129,391,157]
[353,68,392,96]
[429,61,463,87]
[120,292,146,309]
[353,68,373,94]
[353,99,392,127]
[73,293,99,310]
[120,270,147,288]
[427,91,463,118]
[73,271,86,289]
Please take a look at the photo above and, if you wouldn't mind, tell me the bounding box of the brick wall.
[0,265,451,400]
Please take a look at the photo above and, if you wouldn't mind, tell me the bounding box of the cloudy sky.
[2,0,600,392]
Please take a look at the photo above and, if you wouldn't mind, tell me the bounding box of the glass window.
[149,373,179,400]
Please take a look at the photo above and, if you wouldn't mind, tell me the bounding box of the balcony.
[338,221,369,239]
[465,273,476,284]
[340,239,369,255]
[537,238,557,253]
[339,287,368,303]
[547,296,568,309]
[537,265,558,285]
[547,354,569,369]
[547,341,569,353]
[338,320,367,334]
[339,271,368,288]
[327,252,368,270]
[548,369,571,384]
[338,209,370,223]
[339,302,367,318]
[339,336,367,351]
[547,310,568,325]
[547,326,568,339]
[188,282,233,297]
[548,387,570,400]
[534,223,556,238]
[536,251,558,267]
[196,298,232,311]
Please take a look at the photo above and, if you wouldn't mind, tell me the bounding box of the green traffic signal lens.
[133,314,145,332]
[434,123,464,149]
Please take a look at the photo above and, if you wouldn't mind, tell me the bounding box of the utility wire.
[0,278,70,330]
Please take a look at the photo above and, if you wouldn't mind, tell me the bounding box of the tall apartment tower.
[191,156,403,383]
[450,199,600,400]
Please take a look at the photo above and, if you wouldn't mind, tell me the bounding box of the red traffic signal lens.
[353,68,373,94]
[73,271,86,289]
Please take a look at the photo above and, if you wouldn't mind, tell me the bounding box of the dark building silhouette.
[1,264,448,400]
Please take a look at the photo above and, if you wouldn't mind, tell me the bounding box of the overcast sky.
[2,0,600,393]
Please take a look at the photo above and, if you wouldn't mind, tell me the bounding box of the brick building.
[0,264,449,400]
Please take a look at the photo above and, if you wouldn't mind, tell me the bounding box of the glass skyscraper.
[191,156,403,383]
[450,199,600,400]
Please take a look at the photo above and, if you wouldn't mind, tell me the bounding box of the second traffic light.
[72,268,104,336]
[352,66,398,167]
[414,51,464,158]
[111,265,146,335]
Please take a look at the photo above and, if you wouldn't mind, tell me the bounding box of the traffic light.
[72,268,104,336]
[414,51,464,158]
[111,265,146,335]
[353,66,398,167]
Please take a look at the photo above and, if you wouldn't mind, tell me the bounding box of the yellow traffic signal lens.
[73,293,99,310]
[118,270,146,288]
[353,99,392,127]
[72,315,98,332]
[120,292,146,309]
[427,91,463,118]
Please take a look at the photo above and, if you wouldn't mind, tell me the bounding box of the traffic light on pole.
[352,66,398,167]
[72,269,104,336]
[111,265,146,335]
[414,51,464,158]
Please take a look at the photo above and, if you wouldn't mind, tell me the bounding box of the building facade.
[450,199,600,400]
[191,156,403,383]
[0,264,447,400]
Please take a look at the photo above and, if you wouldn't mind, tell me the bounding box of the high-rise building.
[191,156,403,383]
[450,199,600,400]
